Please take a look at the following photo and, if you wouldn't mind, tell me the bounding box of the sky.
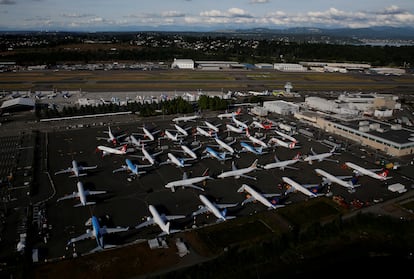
[1,0,414,31]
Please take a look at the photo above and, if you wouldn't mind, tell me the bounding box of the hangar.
[0,97,35,114]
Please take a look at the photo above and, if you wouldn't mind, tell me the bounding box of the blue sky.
[1,0,414,31]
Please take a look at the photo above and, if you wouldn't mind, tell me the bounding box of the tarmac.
[1,107,414,268]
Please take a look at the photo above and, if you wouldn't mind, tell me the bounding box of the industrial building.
[171,59,194,69]
[263,100,300,115]
[0,97,35,113]
[294,111,414,157]
[273,63,306,72]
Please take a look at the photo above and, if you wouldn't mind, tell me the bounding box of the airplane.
[112,158,152,176]
[203,120,221,133]
[261,154,301,170]
[267,137,297,149]
[217,159,259,180]
[201,146,229,162]
[224,123,245,134]
[191,194,237,222]
[245,128,268,148]
[67,215,129,252]
[345,162,391,181]
[96,144,129,157]
[237,184,284,210]
[250,120,273,130]
[274,130,298,144]
[314,168,360,193]
[282,177,322,198]
[231,115,249,129]
[57,181,106,207]
[123,134,144,148]
[217,108,242,119]
[303,147,339,165]
[165,169,212,192]
[135,205,186,236]
[195,126,216,138]
[135,146,163,166]
[213,136,237,155]
[54,160,97,178]
[172,144,202,160]
[161,130,182,142]
[159,152,193,168]
[172,114,201,123]
[96,126,127,145]
[173,124,192,137]
[239,141,266,155]
[134,126,160,142]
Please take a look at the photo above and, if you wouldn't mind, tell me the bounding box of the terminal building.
[294,111,414,157]
[263,100,300,115]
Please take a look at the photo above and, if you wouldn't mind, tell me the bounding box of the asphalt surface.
[21,109,413,260]
[1,103,414,267]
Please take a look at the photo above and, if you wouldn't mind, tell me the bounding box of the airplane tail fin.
[293,153,301,160]
[235,107,242,115]
[379,169,390,179]
[121,144,128,153]
[165,222,171,234]
[289,142,296,149]
[237,184,246,193]
[202,168,210,177]
[250,159,259,169]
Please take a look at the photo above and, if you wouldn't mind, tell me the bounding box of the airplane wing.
[192,206,209,216]
[80,165,98,171]
[68,231,93,245]
[240,174,257,180]
[184,184,205,191]
[263,193,282,198]
[241,197,256,205]
[57,193,79,202]
[54,168,72,175]
[112,166,127,173]
[215,202,238,209]
[84,190,107,196]
[135,218,155,229]
[101,226,129,235]
[164,215,186,221]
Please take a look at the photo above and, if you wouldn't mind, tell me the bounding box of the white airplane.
[275,130,298,144]
[135,205,185,236]
[159,153,193,168]
[96,144,129,157]
[201,146,229,162]
[195,126,215,138]
[231,115,249,129]
[57,181,106,207]
[112,158,152,176]
[174,124,192,137]
[217,159,259,180]
[282,177,322,198]
[217,108,242,119]
[345,162,391,181]
[191,194,237,222]
[303,147,339,165]
[204,120,221,133]
[172,114,201,123]
[162,130,182,142]
[314,168,360,193]
[165,169,212,192]
[135,146,163,165]
[124,135,144,148]
[213,136,237,155]
[239,141,266,155]
[245,128,268,148]
[54,160,97,178]
[250,121,273,130]
[96,126,126,145]
[268,137,297,149]
[67,215,129,252]
[172,144,202,160]
[224,123,245,134]
[261,154,301,170]
[237,184,284,210]
[134,126,160,142]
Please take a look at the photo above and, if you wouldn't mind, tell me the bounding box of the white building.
[274,63,306,72]
[263,100,299,115]
[171,59,194,69]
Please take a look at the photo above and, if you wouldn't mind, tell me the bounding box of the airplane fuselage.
[199,195,226,221]
[149,205,170,234]
[345,162,388,181]
[282,177,317,198]
[314,168,354,189]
